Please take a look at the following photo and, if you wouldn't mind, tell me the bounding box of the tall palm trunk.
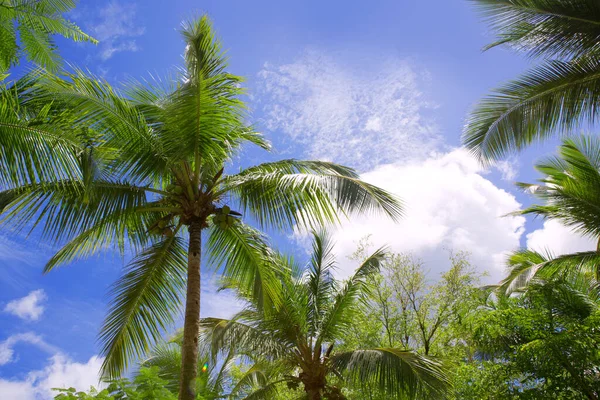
[179,220,202,400]
[306,388,322,400]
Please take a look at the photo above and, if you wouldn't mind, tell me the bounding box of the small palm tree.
[0,0,96,73]
[0,16,401,400]
[201,232,450,400]
[462,0,600,160]
[499,136,600,290]
[140,333,234,399]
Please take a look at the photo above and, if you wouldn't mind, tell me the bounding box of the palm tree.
[498,136,600,290]
[201,232,450,400]
[462,0,600,160]
[140,333,235,399]
[0,16,402,400]
[0,0,96,74]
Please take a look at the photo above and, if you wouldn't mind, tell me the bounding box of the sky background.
[0,1,595,398]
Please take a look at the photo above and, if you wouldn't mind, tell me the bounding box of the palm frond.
[317,245,387,344]
[200,317,290,361]
[0,0,96,71]
[462,58,600,161]
[140,341,182,392]
[501,249,600,293]
[34,70,169,184]
[0,79,83,186]
[305,231,337,339]
[0,180,154,255]
[473,0,600,60]
[99,235,188,379]
[331,348,450,399]
[516,137,600,238]
[224,159,403,230]
[206,222,285,310]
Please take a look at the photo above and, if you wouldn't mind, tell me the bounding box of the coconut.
[157,220,167,228]
[222,205,231,215]
[173,186,183,194]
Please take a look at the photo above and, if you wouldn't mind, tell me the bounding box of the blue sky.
[0,1,595,398]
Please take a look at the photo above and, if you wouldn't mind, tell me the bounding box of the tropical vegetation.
[0,14,401,400]
[0,0,599,399]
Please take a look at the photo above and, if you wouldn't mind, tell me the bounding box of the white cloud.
[526,220,596,256]
[0,354,103,400]
[89,2,145,61]
[494,158,519,181]
[299,149,525,282]
[258,50,440,171]
[0,333,59,366]
[260,50,526,282]
[4,289,47,321]
[201,275,244,320]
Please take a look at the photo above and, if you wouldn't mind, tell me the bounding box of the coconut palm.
[462,0,600,160]
[201,232,450,400]
[0,16,402,400]
[140,333,234,399]
[498,136,600,290]
[0,0,96,74]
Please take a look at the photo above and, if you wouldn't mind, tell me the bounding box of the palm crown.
[0,16,402,400]
[201,232,450,400]
[500,136,600,291]
[462,0,600,160]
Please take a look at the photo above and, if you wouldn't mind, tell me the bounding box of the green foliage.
[53,367,176,400]
[0,14,401,392]
[201,231,450,399]
[462,0,600,160]
[0,0,96,73]
[467,280,600,399]
[501,136,600,289]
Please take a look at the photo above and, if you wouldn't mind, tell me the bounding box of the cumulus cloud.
[4,289,47,321]
[258,50,440,171]
[259,50,527,282]
[0,354,103,400]
[89,2,145,61]
[305,149,525,282]
[0,333,59,366]
[526,220,596,256]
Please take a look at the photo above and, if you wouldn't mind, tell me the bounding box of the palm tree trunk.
[179,220,202,400]
[306,387,322,400]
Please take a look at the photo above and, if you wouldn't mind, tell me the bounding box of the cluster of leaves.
[0,0,96,74]
[53,367,176,400]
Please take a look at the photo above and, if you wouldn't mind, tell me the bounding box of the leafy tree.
[500,136,600,289]
[201,232,450,400]
[0,0,96,74]
[462,0,600,160]
[343,249,482,358]
[53,367,176,400]
[0,16,401,400]
[467,277,600,399]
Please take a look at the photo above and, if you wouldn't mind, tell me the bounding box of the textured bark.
[178,220,202,400]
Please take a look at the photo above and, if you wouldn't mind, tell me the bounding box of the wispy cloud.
[4,289,47,321]
[88,1,145,61]
[0,332,59,365]
[261,50,526,282]
[257,50,440,171]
